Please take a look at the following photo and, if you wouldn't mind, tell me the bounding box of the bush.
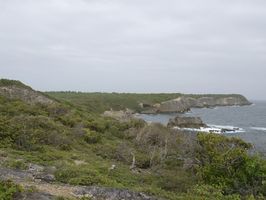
[55,166,106,186]
[182,184,241,200]
[0,115,72,151]
[3,159,28,170]
[84,130,102,144]
[0,180,22,200]
[196,133,266,197]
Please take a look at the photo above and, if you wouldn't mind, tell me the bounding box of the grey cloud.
[0,0,266,99]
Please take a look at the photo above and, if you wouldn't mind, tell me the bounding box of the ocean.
[137,101,266,156]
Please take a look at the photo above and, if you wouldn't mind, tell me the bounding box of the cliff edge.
[143,95,251,113]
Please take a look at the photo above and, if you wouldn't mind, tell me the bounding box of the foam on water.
[138,101,266,155]
[250,127,266,132]
[207,124,245,133]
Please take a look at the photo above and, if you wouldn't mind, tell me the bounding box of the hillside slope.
[0,79,265,200]
[0,79,55,105]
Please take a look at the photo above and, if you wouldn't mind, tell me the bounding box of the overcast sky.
[0,0,266,99]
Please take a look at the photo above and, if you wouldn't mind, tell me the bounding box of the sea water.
[137,101,266,155]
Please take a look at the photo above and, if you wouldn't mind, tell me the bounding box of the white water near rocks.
[137,101,266,155]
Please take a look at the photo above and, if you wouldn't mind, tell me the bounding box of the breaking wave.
[250,127,266,132]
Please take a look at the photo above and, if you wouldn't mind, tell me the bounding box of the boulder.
[168,116,206,128]
[34,173,55,183]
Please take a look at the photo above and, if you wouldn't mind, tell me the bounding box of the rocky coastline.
[140,95,251,114]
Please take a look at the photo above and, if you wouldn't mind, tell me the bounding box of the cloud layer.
[0,0,266,99]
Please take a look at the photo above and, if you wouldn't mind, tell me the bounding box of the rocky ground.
[0,166,159,200]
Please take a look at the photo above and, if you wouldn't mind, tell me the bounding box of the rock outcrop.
[74,186,159,200]
[14,192,54,200]
[0,86,54,105]
[158,97,191,113]
[103,109,134,122]
[142,95,251,113]
[167,116,206,128]
[0,79,55,105]
[0,166,159,200]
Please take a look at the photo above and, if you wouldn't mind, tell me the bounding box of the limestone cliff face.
[145,95,251,113]
[103,109,134,122]
[0,84,55,105]
[158,97,191,113]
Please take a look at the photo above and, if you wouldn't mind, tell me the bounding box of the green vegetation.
[0,180,22,200]
[0,79,32,90]
[0,79,265,199]
[46,92,249,114]
[196,133,266,197]
[46,92,183,113]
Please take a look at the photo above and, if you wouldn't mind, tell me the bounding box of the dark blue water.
[137,101,266,155]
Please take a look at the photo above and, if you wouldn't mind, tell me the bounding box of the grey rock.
[103,109,134,122]
[15,192,55,200]
[158,97,190,113]
[74,186,161,200]
[168,116,206,128]
[0,167,34,182]
[0,167,160,200]
[34,173,55,183]
[28,163,44,173]
[155,95,251,113]
[0,85,54,105]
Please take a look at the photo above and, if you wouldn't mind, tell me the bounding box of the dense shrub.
[3,159,28,170]
[55,166,107,186]
[0,180,22,200]
[182,184,241,200]
[0,115,73,151]
[84,130,102,144]
[196,133,266,197]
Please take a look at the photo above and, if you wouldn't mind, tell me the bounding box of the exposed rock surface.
[0,84,55,105]
[158,97,191,113]
[0,167,160,200]
[142,95,251,113]
[168,116,206,128]
[103,108,135,122]
[15,192,55,200]
[74,186,160,200]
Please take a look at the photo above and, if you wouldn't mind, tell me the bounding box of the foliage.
[181,184,241,200]
[46,92,183,113]
[3,159,28,170]
[0,79,32,90]
[0,180,22,200]
[196,133,266,197]
[84,130,102,144]
[46,91,248,114]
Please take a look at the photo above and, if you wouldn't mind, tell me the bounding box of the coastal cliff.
[143,95,251,113]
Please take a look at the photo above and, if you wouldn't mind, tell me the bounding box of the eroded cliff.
[143,95,251,113]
